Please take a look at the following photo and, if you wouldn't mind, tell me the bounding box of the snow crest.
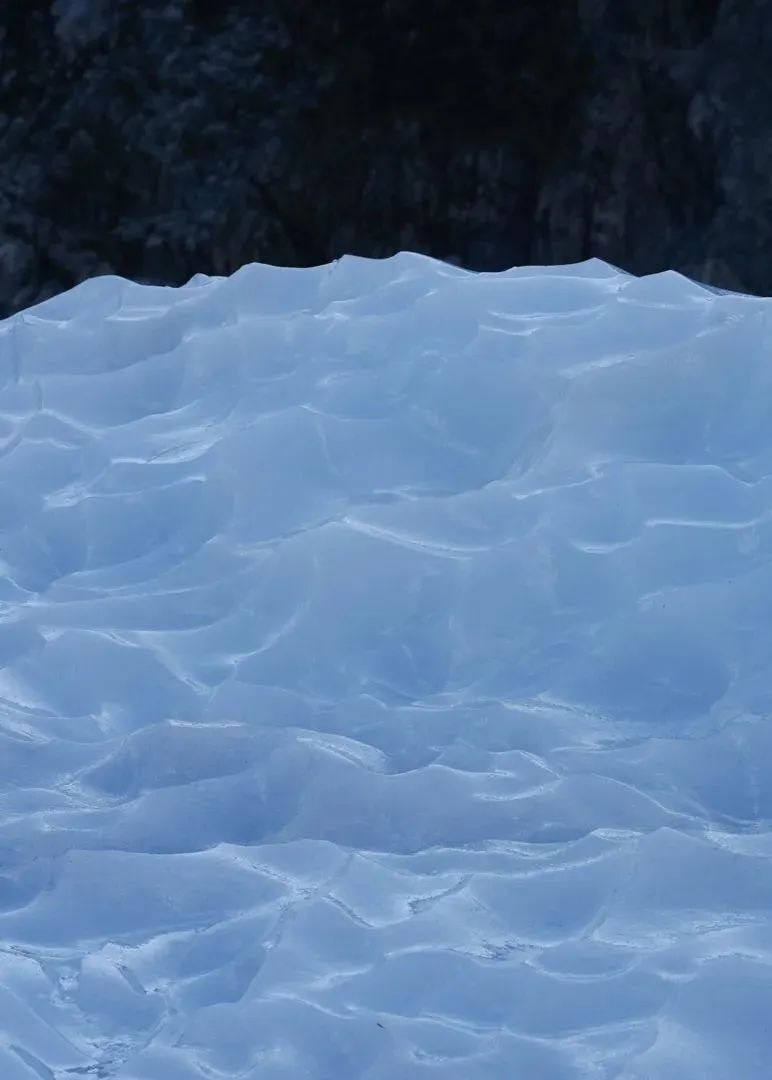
[1,254,772,1077]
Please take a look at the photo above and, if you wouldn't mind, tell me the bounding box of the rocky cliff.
[1,0,769,315]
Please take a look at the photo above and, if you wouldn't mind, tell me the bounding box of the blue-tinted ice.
[0,254,771,1077]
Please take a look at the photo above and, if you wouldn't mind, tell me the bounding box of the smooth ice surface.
[1,253,772,1078]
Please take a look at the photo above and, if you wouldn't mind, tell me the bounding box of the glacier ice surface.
[1,252,772,1077]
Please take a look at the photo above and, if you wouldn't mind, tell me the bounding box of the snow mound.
[1,253,772,1077]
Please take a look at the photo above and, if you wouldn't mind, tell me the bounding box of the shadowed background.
[1,0,768,316]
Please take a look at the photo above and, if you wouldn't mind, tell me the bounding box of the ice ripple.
[0,254,771,1076]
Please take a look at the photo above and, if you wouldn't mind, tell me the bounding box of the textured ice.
[1,252,772,1077]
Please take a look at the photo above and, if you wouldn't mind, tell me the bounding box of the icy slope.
[1,254,772,1078]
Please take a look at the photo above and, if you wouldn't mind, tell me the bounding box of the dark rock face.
[0,0,769,315]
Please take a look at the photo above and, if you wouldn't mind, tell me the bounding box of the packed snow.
[1,253,772,1078]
